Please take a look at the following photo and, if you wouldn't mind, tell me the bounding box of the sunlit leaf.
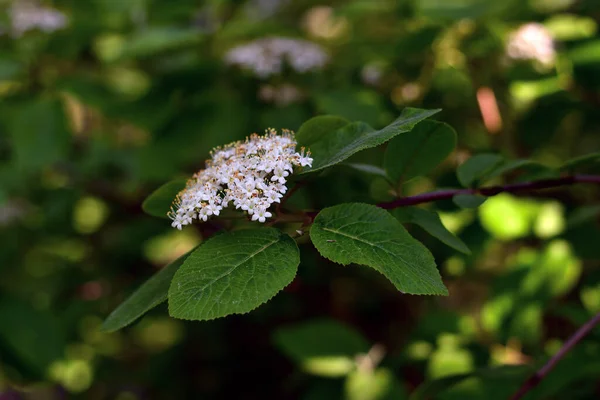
[479,194,539,240]
[345,368,408,400]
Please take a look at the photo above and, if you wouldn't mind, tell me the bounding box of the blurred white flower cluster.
[506,23,555,66]
[3,0,68,37]
[224,37,328,78]
[169,129,312,229]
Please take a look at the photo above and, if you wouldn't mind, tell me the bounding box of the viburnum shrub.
[103,108,600,329]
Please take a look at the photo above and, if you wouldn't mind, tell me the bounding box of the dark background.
[1,0,600,399]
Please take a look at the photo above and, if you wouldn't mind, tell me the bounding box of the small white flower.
[168,128,312,228]
[252,210,273,223]
[7,0,68,38]
[172,220,183,230]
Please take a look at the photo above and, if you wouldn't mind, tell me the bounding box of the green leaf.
[345,163,391,180]
[456,154,504,187]
[560,152,600,172]
[9,98,71,172]
[296,115,350,147]
[102,249,195,332]
[395,207,470,254]
[168,228,299,321]
[301,108,441,174]
[453,194,487,209]
[121,27,204,59]
[384,120,456,183]
[273,319,369,377]
[484,159,541,181]
[310,203,448,295]
[142,179,188,219]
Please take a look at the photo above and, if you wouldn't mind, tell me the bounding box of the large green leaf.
[456,154,504,187]
[301,108,441,174]
[102,248,195,332]
[168,228,299,321]
[395,207,470,254]
[273,319,369,377]
[296,115,350,147]
[142,179,188,219]
[310,203,448,295]
[384,120,456,183]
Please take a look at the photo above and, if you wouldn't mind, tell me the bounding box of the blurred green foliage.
[1,0,600,398]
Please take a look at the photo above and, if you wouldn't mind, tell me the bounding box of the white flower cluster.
[506,23,555,66]
[224,37,329,78]
[5,0,68,38]
[169,129,313,229]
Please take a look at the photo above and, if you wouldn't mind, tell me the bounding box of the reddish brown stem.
[377,175,600,210]
[511,311,600,400]
[266,174,600,229]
